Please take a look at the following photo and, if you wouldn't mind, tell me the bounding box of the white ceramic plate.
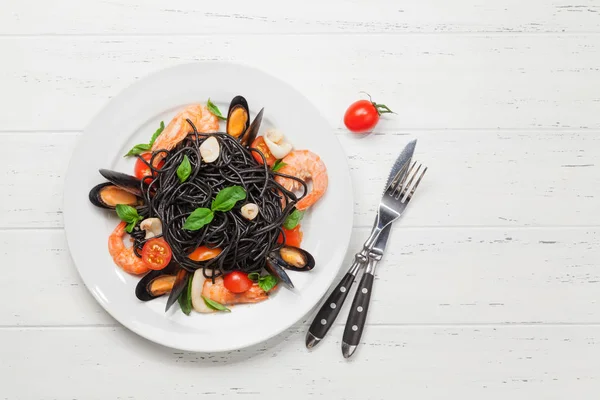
[64,62,354,352]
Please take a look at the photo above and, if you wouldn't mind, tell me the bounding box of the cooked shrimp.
[203,277,268,305]
[275,150,328,210]
[108,221,150,275]
[150,104,219,165]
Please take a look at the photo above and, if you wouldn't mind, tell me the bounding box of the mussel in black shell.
[265,246,316,289]
[99,169,145,197]
[270,246,315,272]
[266,258,294,289]
[226,96,250,139]
[225,95,263,145]
[242,108,263,146]
[135,269,177,302]
[89,182,142,209]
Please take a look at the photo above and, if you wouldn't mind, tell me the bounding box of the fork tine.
[392,161,417,198]
[386,160,410,194]
[396,163,421,199]
[402,165,427,202]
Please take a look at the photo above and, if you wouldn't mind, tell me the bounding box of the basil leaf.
[115,204,140,223]
[177,155,192,183]
[124,121,165,157]
[183,208,214,231]
[202,296,231,312]
[247,272,260,282]
[125,220,137,233]
[211,186,247,212]
[207,98,226,121]
[124,143,151,157]
[258,274,278,292]
[178,275,193,316]
[283,209,305,230]
[272,159,286,172]
[149,121,165,146]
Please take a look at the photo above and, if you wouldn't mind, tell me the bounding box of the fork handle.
[306,256,366,348]
[341,258,378,358]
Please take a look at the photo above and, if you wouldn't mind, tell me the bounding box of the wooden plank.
[1,130,599,229]
[2,228,599,326]
[2,0,600,34]
[2,35,600,131]
[2,325,599,398]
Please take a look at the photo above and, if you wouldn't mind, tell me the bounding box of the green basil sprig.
[183,208,215,230]
[283,209,304,230]
[115,204,143,233]
[272,159,286,172]
[124,121,165,157]
[183,186,247,231]
[248,273,278,292]
[177,155,192,183]
[211,186,247,212]
[207,98,226,121]
[202,296,230,312]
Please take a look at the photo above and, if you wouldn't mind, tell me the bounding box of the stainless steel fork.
[341,161,427,358]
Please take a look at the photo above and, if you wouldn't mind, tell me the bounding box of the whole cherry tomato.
[343,94,394,133]
[223,271,253,293]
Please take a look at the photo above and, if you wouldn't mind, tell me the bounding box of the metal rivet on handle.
[340,287,346,293]
[321,319,327,325]
[352,325,358,332]
[330,303,336,309]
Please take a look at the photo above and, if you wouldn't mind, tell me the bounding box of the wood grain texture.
[2,227,598,327]
[2,130,599,229]
[3,1,600,396]
[2,325,599,399]
[2,35,600,131]
[2,0,600,34]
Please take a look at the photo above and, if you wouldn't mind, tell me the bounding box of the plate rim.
[63,61,354,352]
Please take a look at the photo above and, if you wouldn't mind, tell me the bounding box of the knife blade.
[361,139,416,251]
[384,139,416,192]
[305,139,416,349]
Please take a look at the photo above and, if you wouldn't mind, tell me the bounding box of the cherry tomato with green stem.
[343,93,394,133]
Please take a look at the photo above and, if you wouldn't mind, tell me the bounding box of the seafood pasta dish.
[88,96,328,315]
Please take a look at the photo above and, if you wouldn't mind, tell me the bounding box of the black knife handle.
[342,269,375,353]
[307,270,357,341]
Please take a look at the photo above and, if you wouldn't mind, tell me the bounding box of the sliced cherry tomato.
[223,271,253,293]
[134,153,165,181]
[343,94,394,134]
[141,238,172,270]
[277,225,303,248]
[250,136,276,166]
[188,246,222,262]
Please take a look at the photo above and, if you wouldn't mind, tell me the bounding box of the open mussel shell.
[89,182,142,210]
[266,258,294,289]
[241,108,264,145]
[269,245,315,272]
[226,95,250,140]
[165,268,189,312]
[99,169,144,197]
[135,270,177,302]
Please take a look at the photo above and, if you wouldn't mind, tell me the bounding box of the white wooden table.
[2,1,600,398]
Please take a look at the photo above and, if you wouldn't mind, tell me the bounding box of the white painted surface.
[2,0,600,398]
